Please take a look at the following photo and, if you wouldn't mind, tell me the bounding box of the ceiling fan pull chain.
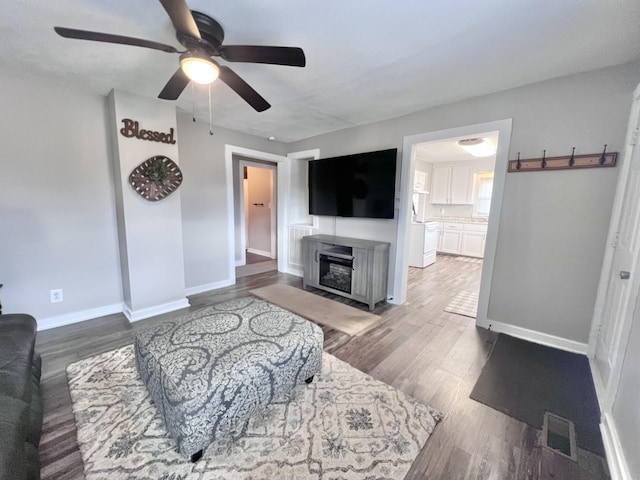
[208,84,214,135]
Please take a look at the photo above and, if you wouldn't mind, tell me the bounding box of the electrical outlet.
[50,289,63,303]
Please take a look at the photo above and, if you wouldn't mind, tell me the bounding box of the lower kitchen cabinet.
[436,221,488,258]
[441,230,463,254]
[461,231,485,257]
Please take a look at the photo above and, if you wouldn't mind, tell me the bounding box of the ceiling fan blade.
[158,68,191,100]
[220,46,306,67]
[158,0,201,40]
[54,27,179,53]
[218,66,271,112]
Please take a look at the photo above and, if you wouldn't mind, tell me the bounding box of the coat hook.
[541,150,547,168]
[569,147,575,167]
[599,144,608,165]
[517,152,521,170]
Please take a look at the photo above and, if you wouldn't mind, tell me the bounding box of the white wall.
[2,59,640,346]
[176,112,286,293]
[287,59,640,345]
[0,71,122,327]
[108,90,188,320]
[0,69,287,324]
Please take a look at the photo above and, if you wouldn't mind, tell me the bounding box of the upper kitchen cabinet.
[430,164,473,204]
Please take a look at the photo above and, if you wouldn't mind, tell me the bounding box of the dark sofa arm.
[0,395,29,480]
[0,314,37,402]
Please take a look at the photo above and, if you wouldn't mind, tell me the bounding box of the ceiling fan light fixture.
[457,138,496,157]
[180,54,219,84]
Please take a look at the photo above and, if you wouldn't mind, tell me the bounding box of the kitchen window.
[474,172,494,217]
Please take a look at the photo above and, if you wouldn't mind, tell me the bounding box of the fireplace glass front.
[319,253,353,294]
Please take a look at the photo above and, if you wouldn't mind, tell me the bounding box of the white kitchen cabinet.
[440,222,464,254]
[461,231,485,257]
[430,164,473,204]
[461,223,488,258]
[450,165,474,204]
[441,230,463,253]
[430,167,450,203]
[436,221,488,258]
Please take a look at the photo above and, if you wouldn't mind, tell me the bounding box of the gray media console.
[302,234,390,310]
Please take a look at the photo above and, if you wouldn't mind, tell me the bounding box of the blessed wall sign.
[120,118,176,144]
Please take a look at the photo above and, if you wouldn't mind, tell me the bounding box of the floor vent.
[542,412,577,461]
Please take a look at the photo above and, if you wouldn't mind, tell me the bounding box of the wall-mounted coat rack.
[508,145,617,172]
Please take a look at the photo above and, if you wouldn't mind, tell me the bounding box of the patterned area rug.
[444,290,479,318]
[67,345,442,480]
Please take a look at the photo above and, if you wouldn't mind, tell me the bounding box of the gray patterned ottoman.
[134,297,323,460]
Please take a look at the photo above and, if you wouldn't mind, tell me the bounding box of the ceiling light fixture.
[180,53,219,85]
[457,138,496,157]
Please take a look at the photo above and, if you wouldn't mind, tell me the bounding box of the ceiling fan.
[54,0,306,112]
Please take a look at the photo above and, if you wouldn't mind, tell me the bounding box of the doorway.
[242,162,276,259]
[405,133,498,316]
[393,119,513,330]
[224,145,289,283]
[236,161,278,277]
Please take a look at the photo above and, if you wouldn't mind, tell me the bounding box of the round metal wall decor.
[129,155,183,201]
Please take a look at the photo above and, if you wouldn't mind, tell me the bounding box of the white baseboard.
[286,266,304,278]
[477,318,588,354]
[247,248,273,258]
[601,413,632,480]
[235,259,245,267]
[185,279,235,296]
[37,303,124,331]
[123,298,190,323]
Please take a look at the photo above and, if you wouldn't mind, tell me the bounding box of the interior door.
[593,97,640,394]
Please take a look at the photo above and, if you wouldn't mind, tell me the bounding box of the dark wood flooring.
[36,255,609,479]
[245,251,272,265]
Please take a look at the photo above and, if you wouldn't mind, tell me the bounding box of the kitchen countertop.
[427,216,489,224]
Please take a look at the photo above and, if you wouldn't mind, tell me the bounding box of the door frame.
[238,161,277,262]
[225,145,288,283]
[392,119,513,331]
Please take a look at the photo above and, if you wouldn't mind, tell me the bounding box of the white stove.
[408,221,439,268]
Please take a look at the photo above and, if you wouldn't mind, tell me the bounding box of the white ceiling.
[2,0,640,142]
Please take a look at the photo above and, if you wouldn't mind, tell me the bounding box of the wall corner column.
[108,89,189,321]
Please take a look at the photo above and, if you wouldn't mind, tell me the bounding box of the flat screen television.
[308,148,397,219]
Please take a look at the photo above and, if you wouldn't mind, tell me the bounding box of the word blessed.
[120,118,176,144]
